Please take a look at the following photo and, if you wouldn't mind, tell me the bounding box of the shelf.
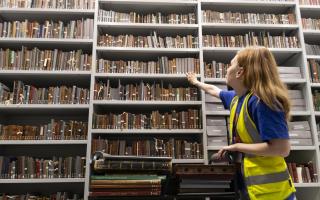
[291,111,311,116]
[97,22,198,30]
[291,146,316,150]
[0,178,86,184]
[0,70,92,83]
[202,23,299,30]
[0,104,89,109]
[310,83,320,87]
[206,111,230,115]
[201,0,296,7]
[282,79,307,84]
[96,47,200,53]
[172,159,204,164]
[0,8,94,20]
[203,47,302,53]
[91,129,203,134]
[0,8,94,14]
[314,111,320,116]
[97,22,198,36]
[204,78,306,84]
[99,0,198,6]
[95,73,199,79]
[0,38,93,44]
[0,38,93,51]
[207,146,223,150]
[93,100,202,106]
[307,55,320,60]
[0,104,90,115]
[0,140,87,145]
[204,78,226,83]
[294,183,320,187]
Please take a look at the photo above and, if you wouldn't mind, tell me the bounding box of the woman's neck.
[234,85,248,97]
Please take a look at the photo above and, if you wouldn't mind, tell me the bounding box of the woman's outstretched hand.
[186,72,198,86]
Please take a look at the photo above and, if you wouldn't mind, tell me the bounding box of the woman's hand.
[186,72,198,86]
[215,144,239,159]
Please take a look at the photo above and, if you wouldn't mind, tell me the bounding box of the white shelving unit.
[0,2,94,198]
[1,0,320,199]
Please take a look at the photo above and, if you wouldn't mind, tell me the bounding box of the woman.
[186,46,296,200]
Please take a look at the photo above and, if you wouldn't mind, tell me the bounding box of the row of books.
[98,33,199,49]
[287,162,317,183]
[175,165,234,195]
[92,109,202,130]
[0,120,88,140]
[308,59,320,83]
[98,10,196,24]
[206,117,312,146]
[202,32,300,48]
[202,10,296,25]
[313,90,320,111]
[0,47,92,71]
[90,174,164,197]
[206,116,312,143]
[0,0,95,9]
[204,60,230,78]
[0,81,90,105]
[288,121,313,146]
[90,152,171,197]
[94,80,199,101]
[92,138,203,159]
[0,19,94,39]
[0,156,86,179]
[206,61,302,79]
[299,0,320,5]
[92,152,172,173]
[306,44,320,55]
[302,18,320,30]
[288,90,307,112]
[0,193,83,200]
[96,57,200,74]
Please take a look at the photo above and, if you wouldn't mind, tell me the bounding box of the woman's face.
[226,56,240,87]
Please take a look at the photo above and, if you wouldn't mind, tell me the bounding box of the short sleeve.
[251,100,289,142]
[219,90,236,110]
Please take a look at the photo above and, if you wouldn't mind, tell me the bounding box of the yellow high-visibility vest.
[229,92,296,200]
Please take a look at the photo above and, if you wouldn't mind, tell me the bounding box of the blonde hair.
[236,46,291,121]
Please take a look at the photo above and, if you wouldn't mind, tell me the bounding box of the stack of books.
[174,164,236,198]
[90,152,171,197]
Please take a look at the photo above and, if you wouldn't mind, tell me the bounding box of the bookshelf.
[1,0,320,199]
[0,0,95,198]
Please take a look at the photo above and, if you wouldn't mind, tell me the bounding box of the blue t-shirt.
[219,90,295,200]
[219,90,289,141]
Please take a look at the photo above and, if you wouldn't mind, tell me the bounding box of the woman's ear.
[236,67,244,78]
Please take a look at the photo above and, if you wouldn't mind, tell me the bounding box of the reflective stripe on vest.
[245,170,290,186]
[230,92,262,144]
[243,92,262,143]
